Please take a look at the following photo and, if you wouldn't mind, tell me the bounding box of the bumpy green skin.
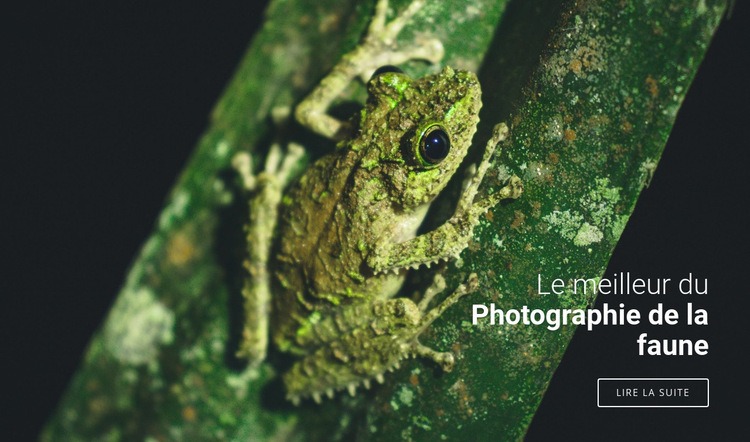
[277,69,478,328]
[236,0,522,404]
[275,68,480,400]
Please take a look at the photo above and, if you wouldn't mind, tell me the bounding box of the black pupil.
[421,128,450,164]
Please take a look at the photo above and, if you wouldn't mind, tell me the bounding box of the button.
[597,378,709,408]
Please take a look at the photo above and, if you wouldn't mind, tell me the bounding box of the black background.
[5,1,747,440]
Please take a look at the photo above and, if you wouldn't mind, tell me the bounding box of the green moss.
[42,0,728,441]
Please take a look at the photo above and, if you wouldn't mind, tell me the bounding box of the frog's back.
[274,148,364,298]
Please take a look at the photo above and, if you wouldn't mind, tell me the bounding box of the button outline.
[597,377,709,408]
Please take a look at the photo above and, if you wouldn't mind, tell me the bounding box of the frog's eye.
[418,125,451,166]
[370,65,404,80]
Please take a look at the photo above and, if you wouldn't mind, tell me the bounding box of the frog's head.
[356,66,482,211]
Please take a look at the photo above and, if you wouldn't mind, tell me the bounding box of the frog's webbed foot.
[355,0,444,81]
[411,343,456,371]
[233,143,304,365]
[232,143,303,192]
[295,0,444,141]
[455,123,523,215]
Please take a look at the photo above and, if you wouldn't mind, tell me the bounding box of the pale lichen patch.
[543,177,622,246]
[579,177,623,239]
[530,161,553,184]
[543,210,585,241]
[104,288,175,365]
[494,164,513,182]
[398,385,415,407]
[573,222,603,246]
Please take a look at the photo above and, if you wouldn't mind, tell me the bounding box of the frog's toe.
[231,152,256,190]
[411,342,456,372]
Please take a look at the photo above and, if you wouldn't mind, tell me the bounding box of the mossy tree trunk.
[42,0,728,440]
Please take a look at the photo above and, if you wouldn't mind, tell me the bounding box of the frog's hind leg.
[282,274,477,404]
[361,0,444,80]
[294,0,444,141]
[233,143,304,366]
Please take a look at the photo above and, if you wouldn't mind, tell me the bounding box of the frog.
[233,0,523,405]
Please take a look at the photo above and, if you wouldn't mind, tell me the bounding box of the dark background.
[5,1,747,440]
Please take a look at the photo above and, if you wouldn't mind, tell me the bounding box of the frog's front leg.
[368,123,524,273]
[295,0,444,141]
[233,144,304,365]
